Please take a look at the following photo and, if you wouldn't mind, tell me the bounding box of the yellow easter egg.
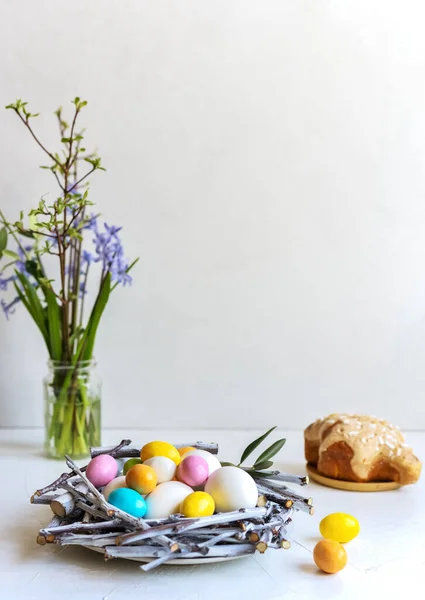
[319,512,360,543]
[180,491,215,518]
[141,441,181,466]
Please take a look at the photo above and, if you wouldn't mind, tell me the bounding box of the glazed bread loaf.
[304,414,421,485]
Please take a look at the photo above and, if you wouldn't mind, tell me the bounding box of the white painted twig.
[50,483,88,517]
[117,507,268,546]
[58,532,122,547]
[41,518,124,537]
[106,543,255,560]
[90,440,219,458]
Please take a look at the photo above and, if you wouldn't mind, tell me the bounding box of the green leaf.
[76,272,111,362]
[13,274,49,350]
[220,462,235,467]
[239,426,277,465]
[0,227,7,253]
[17,229,35,239]
[245,470,279,478]
[252,460,274,471]
[2,249,20,260]
[44,286,62,360]
[13,281,32,314]
[69,326,84,349]
[254,438,286,465]
[25,259,43,280]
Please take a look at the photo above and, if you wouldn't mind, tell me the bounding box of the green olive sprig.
[221,426,286,476]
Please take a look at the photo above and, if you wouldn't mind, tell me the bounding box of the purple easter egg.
[176,455,209,487]
[86,454,118,488]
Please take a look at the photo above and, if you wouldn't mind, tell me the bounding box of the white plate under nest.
[84,545,247,566]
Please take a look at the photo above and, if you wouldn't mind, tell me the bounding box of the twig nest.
[86,455,118,487]
[33,439,314,571]
[205,466,258,512]
[102,475,127,501]
[183,449,221,476]
[145,481,193,518]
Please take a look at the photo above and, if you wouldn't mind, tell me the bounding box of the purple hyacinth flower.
[0,273,16,291]
[86,213,99,232]
[1,297,20,319]
[82,250,93,265]
[16,245,33,277]
[104,223,123,236]
[79,281,87,298]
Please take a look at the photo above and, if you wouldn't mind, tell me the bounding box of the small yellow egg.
[313,539,347,574]
[180,491,215,518]
[141,441,181,466]
[319,512,360,543]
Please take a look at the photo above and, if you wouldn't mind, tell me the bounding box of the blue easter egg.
[108,487,147,518]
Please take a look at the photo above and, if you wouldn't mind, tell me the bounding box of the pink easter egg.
[176,455,209,487]
[86,454,118,488]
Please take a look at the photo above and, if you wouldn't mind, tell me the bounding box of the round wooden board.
[306,464,402,492]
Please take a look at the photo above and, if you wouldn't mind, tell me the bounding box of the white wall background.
[2,0,425,430]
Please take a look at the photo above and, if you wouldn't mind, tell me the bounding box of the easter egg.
[204,466,258,512]
[86,455,118,488]
[141,441,181,466]
[319,513,360,543]
[183,449,221,476]
[108,487,147,518]
[126,464,157,495]
[178,446,196,457]
[180,491,215,518]
[102,475,127,501]
[143,456,176,483]
[313,539,347,573]
[123,458,143,475]
[177,455,209,487]
[145,481,193,518]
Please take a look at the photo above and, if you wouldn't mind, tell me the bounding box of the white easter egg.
[143,456,176,483]
[102,475,127,501]
[204,466,258,512]
[183,449,221,476]
[145,481,193,518]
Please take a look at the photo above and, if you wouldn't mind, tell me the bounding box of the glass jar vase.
[44,359,101,459]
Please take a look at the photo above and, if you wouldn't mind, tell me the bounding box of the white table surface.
[1,427,424,600]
